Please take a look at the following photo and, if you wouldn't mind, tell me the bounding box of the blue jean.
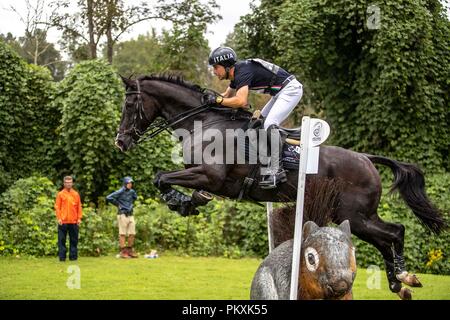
[58,224,79,261]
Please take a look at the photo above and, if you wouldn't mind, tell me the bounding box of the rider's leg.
[263,80,303,129]
[260,96,276,118]
[259,125,287,189]
[259,80,303,189]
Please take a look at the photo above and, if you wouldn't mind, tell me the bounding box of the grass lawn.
[0,254,449,300]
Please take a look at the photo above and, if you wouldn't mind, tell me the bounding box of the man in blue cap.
[106,176,138,258]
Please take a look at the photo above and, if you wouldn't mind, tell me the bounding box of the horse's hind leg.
[365,216,422,289]
[339,214,416,299]
[387,220,423,288]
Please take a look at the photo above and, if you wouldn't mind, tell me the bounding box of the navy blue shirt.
[106,187,138,215]
[230,59,292,96]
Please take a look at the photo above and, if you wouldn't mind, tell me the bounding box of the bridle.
[119,79,151,138]
[118,79,211,145]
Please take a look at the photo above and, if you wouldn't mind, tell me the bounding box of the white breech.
[261,79,303,129]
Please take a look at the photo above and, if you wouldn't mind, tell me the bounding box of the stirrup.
[259,169,287,189]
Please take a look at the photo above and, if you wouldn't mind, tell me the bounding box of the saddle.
[247,117,301,144]
[244,117,301,170]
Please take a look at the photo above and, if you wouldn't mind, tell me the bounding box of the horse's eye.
[304,247,319,272]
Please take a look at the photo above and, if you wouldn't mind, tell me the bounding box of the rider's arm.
[221,86,236,98]
[220,86,249,109]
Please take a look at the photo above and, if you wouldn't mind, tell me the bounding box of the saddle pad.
[238,137,300,169]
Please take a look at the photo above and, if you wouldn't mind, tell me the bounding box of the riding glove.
[205,93,223,105]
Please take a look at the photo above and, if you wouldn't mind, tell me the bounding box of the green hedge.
[0,176,57,256]
[1,174,448,275]
[0,176,115,257]
[56,59,177,201]
[0,41,59,193]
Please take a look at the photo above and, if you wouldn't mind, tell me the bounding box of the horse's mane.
[137,73,251,117]
[138,73,206,94]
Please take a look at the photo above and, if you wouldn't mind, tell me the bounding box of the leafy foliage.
[57,59,123,202]
[0,40,59,194]
[53,0,221,63]
[0,176,58,256]
[112,31,165,76]
[113,15,214,86]
[77,206,116,256]
[160,24,212,85]
[1,173,448,275]
[232,0,449,171]
[1,30,66,81]
[231,0,285,60]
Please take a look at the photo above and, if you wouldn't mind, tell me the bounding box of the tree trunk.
[106,0,116,64]
[107,29,113,64]
[87,0,97,59]
[34,35,39,65]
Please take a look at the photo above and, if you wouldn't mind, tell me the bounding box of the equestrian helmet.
[208,47,237,68]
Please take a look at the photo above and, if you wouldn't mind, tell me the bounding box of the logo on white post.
[309,119,330,147]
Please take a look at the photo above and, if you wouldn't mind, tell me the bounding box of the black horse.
[115,74,445,300]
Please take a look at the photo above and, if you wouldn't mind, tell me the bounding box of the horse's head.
[115,76,160,152]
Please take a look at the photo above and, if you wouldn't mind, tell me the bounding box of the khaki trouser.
[117,214,136,235]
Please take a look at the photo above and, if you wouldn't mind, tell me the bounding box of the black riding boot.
[259,125,287,189]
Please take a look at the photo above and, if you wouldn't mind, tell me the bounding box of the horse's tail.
[366,154,446,234]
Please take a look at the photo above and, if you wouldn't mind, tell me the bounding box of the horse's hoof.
[397,287,412,300]
[192,190,213,206]
[396,272,423,287]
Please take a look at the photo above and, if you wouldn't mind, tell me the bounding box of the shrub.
[57,59,123,202]
[2,173,447,275]
[0,176,117,257]
[0,176,58,256]
[0,41,59,193]
[77,206,116,256]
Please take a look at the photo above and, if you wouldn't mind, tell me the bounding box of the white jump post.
[289,116,330,300]
[266,202,274,253]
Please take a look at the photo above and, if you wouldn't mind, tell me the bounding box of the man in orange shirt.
[54,176,82,261]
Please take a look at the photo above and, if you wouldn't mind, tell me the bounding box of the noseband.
[118,80,153,138]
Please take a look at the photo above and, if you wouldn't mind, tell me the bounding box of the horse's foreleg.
[154,166,225,216]
[155,166,226,193]
[153,169,183,192]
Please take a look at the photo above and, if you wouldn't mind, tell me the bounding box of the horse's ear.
[303,221,319,239]
[338,220,351,236]
[119,74,132,87]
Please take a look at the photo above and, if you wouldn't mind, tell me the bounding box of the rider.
[207,46,303,189]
